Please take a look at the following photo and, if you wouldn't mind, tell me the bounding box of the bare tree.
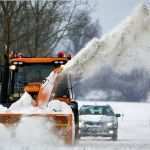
[27,0,74,56]
[0,1,27,101]
[66,10,102,54]
[0,0,92,101]
[0,1,26,55]
[0,0,88,57]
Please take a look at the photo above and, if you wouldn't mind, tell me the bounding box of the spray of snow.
[9,92,33,112]
[14,117,62,145]
[64,0,150,78]
[81,90,123,101]
[144,0,150,9]
[82,90,108,100]
[0,116,64,149]
[63,0,150,102]
[36,70,58,106]
[47,100,72,113]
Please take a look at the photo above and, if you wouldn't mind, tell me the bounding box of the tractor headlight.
[9,65,16,70]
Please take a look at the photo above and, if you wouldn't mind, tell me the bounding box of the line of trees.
[66,10,101,54]
[0,0,101,63]
[75,67,150,102]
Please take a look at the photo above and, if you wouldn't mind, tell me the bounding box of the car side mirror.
[115,114,121,117]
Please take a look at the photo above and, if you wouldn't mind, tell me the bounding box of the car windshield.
[80,105,114,116]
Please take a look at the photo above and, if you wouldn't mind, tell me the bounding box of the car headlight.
[106,122,113,127]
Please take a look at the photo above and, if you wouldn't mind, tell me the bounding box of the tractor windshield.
[15,64,54,83]
[8,63,56,101]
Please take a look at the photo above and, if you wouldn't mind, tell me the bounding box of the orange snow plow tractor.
[0,54,79,144]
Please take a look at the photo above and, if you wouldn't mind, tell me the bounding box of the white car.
[79,104,120,140]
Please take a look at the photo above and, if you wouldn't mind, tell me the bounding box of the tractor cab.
[0,56,68,106]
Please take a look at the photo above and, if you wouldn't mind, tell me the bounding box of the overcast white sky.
[91,0,141,34]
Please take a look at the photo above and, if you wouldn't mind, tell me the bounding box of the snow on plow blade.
[0,112,73,144]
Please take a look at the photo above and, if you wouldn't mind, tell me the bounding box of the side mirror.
[115,113,121,117]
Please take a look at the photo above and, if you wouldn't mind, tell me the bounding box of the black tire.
[69,101,79,140]
[112,129,118,141]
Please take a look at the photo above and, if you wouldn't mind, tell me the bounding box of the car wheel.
[112,129,118,141]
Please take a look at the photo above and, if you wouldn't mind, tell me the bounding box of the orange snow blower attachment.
[0,113,73,144]
[0,67,75,144]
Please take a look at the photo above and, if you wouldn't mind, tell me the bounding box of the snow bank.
[0,105,8,112]
[9,92,33,111]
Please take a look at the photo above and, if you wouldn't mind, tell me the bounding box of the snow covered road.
[76,139,150,150]
[0,101,150,150]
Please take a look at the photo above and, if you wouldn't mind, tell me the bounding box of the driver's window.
[103,107,114,116]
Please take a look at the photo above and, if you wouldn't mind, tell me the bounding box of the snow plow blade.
[0,112,73,144]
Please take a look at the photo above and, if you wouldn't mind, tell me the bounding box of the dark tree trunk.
[0,16,11,104]
[0,53,9,104]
